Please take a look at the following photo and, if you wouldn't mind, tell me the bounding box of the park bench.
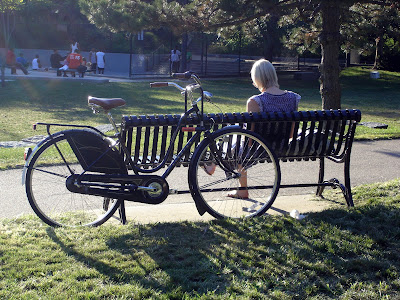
[118,109,361,223]
[50,67,87,77]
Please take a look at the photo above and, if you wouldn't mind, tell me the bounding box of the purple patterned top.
[251,91,301,112]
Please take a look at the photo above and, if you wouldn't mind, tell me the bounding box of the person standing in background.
[170,46,181,73]
[88,48,97,74]
[70,40,79,53]
[96,50,105,74]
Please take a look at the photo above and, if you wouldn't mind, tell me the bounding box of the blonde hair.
[251,59,279,91]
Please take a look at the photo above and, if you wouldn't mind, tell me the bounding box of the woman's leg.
[227,164,249,199]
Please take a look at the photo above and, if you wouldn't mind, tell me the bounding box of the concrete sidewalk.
[2,71,400,224]
[3,69,162,83]
[2,139,399,224]
[107,194,328,225]
[0,167,331,225]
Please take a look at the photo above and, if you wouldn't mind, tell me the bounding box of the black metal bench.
[51,68,88,77]
[120,109,361,219]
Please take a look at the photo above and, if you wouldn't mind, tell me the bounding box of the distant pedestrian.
[88,48,97,74]
[70,40,79,53]
[171,46,181,73]
[96,50,105,74]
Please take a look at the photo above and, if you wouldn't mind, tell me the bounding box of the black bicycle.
[23,72,280,227]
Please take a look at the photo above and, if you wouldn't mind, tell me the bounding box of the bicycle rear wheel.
[25,133,123,227]
[189,128,280,219]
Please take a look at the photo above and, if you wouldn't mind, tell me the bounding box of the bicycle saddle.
[88,96,126,110]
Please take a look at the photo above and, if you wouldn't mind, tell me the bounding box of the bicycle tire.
[25,131,123,227]
[188,127,281,219]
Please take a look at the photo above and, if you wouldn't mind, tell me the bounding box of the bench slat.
[133,127,142,165]
[120,110,361,168]
[159,126,168,162]
[150,126,160,165]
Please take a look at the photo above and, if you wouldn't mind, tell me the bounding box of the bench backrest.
[121,109,361,168]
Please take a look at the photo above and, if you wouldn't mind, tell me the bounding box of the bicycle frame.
[23,72,285,226]
[24,73,212,186]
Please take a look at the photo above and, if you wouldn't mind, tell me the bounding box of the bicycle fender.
[22,132,66,185]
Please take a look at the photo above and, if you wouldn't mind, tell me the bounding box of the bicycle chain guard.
[66,174,169,204]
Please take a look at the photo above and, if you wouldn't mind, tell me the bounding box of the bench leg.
[316,158,325,197]
[344,154,354,207]
[118,201,127,225]
[316,156,354,207]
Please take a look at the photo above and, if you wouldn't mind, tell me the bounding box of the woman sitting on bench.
[204,59,301,199]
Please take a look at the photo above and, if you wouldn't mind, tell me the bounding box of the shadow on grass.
[46,222,232,296]
[105,221,233,295]
[45,203,400,297]
[223,204,400,297]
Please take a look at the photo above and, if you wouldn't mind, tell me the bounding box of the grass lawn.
[1,68,399,298]
[0,179,399,299]
[1,66,399,142]
[1,67,399,170]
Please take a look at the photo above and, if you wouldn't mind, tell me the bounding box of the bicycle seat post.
[106,111,120,135]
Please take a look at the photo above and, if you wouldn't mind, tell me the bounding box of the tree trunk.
[373,37,382,69]
[1,49,5,87]
[181,32,188,72]
[1,65,5,88]
[257,15,280,61]
[319,1,342,110]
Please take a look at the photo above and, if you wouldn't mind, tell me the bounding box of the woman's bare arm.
[247,98,261,132]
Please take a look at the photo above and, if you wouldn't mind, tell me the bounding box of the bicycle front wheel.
[189,128,281,219]
[25,133,122,227]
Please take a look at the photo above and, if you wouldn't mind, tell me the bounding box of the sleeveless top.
[32,58,39,70]
[96,52,105,68]
[251,91,301,112]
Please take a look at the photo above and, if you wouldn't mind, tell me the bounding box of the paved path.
[1,139,399,224]
[4,69,157,83]
[2,72,400,223]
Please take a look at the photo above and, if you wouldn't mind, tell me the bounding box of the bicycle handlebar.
[172,71,192,79]
[150,82,169,88]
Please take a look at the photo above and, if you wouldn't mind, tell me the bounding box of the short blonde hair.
[251,59,279,90]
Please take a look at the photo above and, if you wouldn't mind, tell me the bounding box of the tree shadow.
[46,221,234,295]
[221,204,400,297]
[45,202,400,298]
[105,221,234,295]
